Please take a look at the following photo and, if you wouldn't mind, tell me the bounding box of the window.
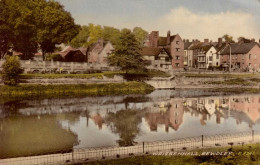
[209,56,213,61]
[176,41,180,45]
[249,63,251,67]
[216,54,219,59]
[236,55,238,60]
[249,54,251,60]
[175,56,180,60]
[175,63,180,67]
[176,48,180,52]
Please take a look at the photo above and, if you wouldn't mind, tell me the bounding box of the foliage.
[70,24,147,48]
[0,0,12,59]
[82,143,260,165]
[107,29,147,73]
[45,53,63,61]
[0,82,154,99]
[2,56,22,86]
[222,34,235,43]
[1,0,79,60]
[70,25,90,48]
[133,27,148,46]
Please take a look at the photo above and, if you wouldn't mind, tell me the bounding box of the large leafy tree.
[36,0,80,60]
[0,0,12,59]
[133,27,148,47]
[70,25,90,48]
[1,0,79,60]
[107,28,147,73]
[102,26,121,45]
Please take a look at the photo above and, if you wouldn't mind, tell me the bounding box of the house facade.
[145,31,184,69]
[197,45,217,69]
[220,41,260,71]
[140,47,172,70]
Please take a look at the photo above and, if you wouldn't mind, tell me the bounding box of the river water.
[1,89,260,158]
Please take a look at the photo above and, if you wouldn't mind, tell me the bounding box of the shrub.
[2,56,22,86]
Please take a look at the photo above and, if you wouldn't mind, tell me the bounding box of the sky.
[57,0,260,41]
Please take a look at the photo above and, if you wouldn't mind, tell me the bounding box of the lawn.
[81,143,260,165]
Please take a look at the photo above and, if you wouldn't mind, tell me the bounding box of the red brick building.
[220,40,260,71]
[144,31,184,69]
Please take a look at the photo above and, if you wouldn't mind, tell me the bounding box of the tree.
[222,34,235,43]
[133,27,148,47]
[102,26,121,45]
[107,29,147,74]
[2,56,22,86]
[70,25,90,48]
[0,0,12,59]
[35,0,80,60]
[1,0,79,60]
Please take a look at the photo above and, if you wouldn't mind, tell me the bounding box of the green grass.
[178,73,259,79]
[82,143,260,165]
[206,78,253,86]
[0,82,154,100]
[17,70,170,79]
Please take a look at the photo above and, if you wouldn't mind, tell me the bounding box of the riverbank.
[81,143,260,165]
[0,82,154,100]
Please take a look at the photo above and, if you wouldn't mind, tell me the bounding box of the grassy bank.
[0,82,154,100]
[178,73,258,79]
[82,143,260,165]
[18,70,170,79]
[206,78,254,86]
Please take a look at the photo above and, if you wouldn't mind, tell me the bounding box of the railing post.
[252,130,254,142]
[72,149,74,163]
[202,135,204,147]
[143,142,145,153]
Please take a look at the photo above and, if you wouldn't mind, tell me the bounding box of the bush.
[2,56,22,86]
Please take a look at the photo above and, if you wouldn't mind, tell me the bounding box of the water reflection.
[1,90,260,153]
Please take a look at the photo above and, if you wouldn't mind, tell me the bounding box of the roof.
[220,42,258,55]
[140,47,171,56]
[141,47,162,56]
[158,37,167,46]
[202,45,213,52]
[184,42,192,49]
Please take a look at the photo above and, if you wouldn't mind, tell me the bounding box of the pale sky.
[57,0,260,41]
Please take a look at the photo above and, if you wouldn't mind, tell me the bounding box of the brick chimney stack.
[218,38,222,46]
[167,30,171,45]
[204,39,209,44]
[251,38,255,43]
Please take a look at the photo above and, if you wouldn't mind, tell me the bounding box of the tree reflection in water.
[105,109,142,146]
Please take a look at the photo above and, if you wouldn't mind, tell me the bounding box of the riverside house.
[220,40,260,71]
[197,45,217,69]
[145,31,184,69]
[140,47,172,69]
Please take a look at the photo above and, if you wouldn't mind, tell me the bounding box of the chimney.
[167,30,171,45]
[192,39,195,44]
[218,38,222,46]
[186,39,189,42]
[251,38,255,43]
[204,39,209,43]
[98,38,104,47]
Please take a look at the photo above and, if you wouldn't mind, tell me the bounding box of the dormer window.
[176,41,180,45]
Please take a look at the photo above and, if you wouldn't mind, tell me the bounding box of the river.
[1,89,260,158]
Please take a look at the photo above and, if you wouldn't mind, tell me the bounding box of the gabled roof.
[184,42,192,50]
[140,47,171,57]
[141,47,162,56]
[202,45,214,52]
[220,42,258,55]
[158,37,167,46]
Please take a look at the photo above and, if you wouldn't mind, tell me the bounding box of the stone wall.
[0,60,116,74]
